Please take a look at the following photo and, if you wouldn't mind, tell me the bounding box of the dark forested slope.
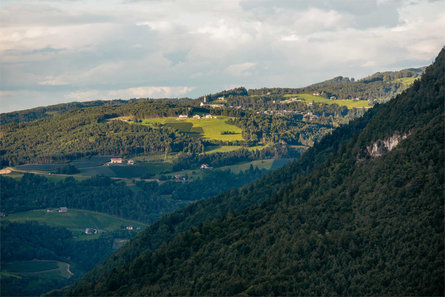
[66,50,444,296]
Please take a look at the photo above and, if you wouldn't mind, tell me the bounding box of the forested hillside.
[248,67,423,102]
[1,165,267,224]
[0,103,204,166]
[0,66,422,168]
[65,51,443,296]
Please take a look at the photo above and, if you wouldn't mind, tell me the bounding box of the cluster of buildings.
[177,114,214,120]
[109,158,134,165]
[199,96,225,108]
[314,91,362,101]
[84,225,137,235]
[258,109,319,121]
[47,207,68,213]
[199,103,224,108]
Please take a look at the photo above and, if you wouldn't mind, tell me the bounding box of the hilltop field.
[283,94,372,108]
[138,116,244,142]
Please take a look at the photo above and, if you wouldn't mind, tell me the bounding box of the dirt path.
[66,264,74,278]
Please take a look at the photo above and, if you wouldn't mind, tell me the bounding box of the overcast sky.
[0,0,443,112]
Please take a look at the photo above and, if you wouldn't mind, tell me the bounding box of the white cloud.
[39,76,69,86]
[136,21,173,32]
[66,86,195,101]
[225,62,256,76]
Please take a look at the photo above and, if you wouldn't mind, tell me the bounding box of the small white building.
[178,115,188,119]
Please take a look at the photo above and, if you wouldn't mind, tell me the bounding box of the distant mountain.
[64,50,443,296]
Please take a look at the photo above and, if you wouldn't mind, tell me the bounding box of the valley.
[0,64,435,296]
[63,48,444,297]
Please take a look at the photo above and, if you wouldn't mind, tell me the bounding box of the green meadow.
[139,116,244,142]
[1,209,146,240]
[218,158,293,174]
[284,94,372,108]
[393,76,418,85]
[3,260,73,279]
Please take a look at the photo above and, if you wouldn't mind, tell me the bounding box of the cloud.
[39,76,69,86]
[225,62,256,76]
[0,0,443,112]
[66,86,195,101]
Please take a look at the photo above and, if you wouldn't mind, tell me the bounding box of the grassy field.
[166,158,293,180]
[3,260,73,279]
[5,168,89,182]
[205,145,243,153]
[218,158,293,174]
[284,94,372,108]
[393,76,418,85]
[14,164,63,171]
[1,209,146,240]
[205,144,267,154]
[139,116,244,142]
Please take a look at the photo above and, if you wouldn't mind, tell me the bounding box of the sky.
[0,0,444,113]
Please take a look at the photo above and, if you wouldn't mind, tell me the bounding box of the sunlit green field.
[393,76,418,85]
[218,158,293,174]
[1,209,146,240]
[138,116,244,142]
[284,94,372,108]
[205,145,243,153]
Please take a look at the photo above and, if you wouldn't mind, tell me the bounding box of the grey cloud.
[28,47,66,55]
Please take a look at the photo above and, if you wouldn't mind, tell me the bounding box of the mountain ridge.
[1,67,423,125]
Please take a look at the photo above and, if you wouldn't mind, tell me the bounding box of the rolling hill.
[64,50,443,296]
